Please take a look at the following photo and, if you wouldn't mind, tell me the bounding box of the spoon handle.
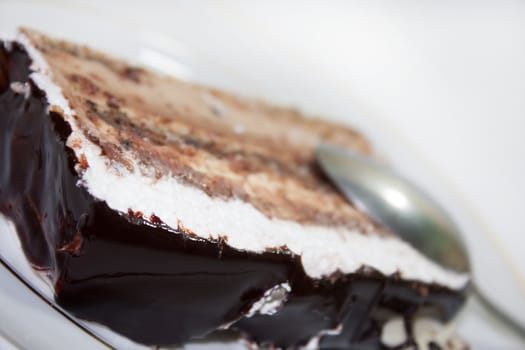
[472,282,525,341]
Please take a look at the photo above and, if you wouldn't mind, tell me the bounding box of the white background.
[1,0,525,348]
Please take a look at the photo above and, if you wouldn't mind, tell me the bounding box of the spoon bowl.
[315,143,470,273]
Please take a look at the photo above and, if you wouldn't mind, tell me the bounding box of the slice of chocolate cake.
[0,29,469,349]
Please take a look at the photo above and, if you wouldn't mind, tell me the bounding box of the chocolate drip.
[0,44,466,349]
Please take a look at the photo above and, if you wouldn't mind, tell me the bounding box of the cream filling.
[5,33,469,291]
[246,283,291,317]
[301,325,343,350]
[381,317,468,350]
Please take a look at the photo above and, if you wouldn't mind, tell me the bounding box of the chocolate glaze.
[0,44,467,349]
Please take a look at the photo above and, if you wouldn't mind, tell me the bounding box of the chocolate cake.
[0,29,469,349]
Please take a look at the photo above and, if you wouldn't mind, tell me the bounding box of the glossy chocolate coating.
[0,44,465,349]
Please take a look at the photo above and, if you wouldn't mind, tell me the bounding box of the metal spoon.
[315,143,525,339]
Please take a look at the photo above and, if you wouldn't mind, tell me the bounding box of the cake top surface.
[20,28,375,231]
[3,29,469,288]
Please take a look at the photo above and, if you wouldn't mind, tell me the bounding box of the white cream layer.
[8,33,469,291]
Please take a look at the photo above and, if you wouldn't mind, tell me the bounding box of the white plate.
[1,1,524,349]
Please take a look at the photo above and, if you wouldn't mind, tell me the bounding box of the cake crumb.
[10,81,30,98]
[69,73,99,95]
[150,214,162,224]
[121,66,143,83]
[57,231,83,256]
[78,154,89,169]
